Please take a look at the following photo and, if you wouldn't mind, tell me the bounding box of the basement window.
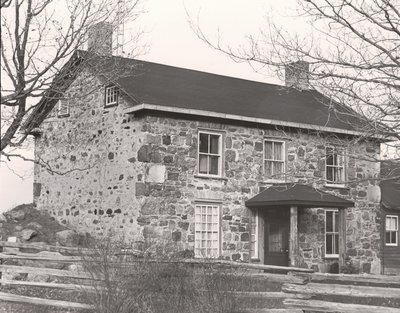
[104,85,119,107]
[386,215,398,246]
[57,99,70,117]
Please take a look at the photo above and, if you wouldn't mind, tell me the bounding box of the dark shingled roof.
[118,59,365,133]
[245,184,355,209]
[381,161,400,211]
[25,51,368,134]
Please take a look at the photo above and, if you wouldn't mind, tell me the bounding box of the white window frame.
[325,209,339,258]
[197,130,223,177]
[250,210,259,259]
[105,85,119,107]
[385,215,398,246]
[194,203,221,258]
[263,139,286,182]
[57,99,69,117]
[325,146,346,187]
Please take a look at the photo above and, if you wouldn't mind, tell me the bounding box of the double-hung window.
[57,99,70,117]
[264,140,285,181]
[386,215,398,246]
[250,210,259,259]
[105,85,119,107]
[198,131,222,177]
[194,204,220,258]
[325,210,339,257]
[326,146,345,185]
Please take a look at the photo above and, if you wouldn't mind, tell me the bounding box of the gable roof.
[245,184,355,209]
[25,51,371,136]
[381,161,400,211]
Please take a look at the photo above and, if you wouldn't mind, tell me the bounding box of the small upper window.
[198,131,222,177]
[326,146,345,185]
[386,215,398,246]
[105,85,119,107]
[57,99,69,117]
[264,140,285,181]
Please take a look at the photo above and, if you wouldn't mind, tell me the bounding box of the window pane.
[210,135,220,154]
[264,161,272,177]
[334,212,339,232]
[209,156,219,175]
[274,162,284,179]
[274,142,283,160]
[326,211,333,232]
[199,133,209,153]
[199,155,208,174]
[326,234,333,254]
[386,231,391,244]
[334,234,339,254]
[326,167,334,182]
[326,148,334,165]
[265,141,273,159]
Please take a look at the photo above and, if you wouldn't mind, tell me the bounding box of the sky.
[0,0,300,212]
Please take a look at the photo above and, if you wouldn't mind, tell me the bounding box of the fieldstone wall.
[34,72,382,273]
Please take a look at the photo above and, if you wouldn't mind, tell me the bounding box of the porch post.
[338,208,346,272]
[289,205,299,267]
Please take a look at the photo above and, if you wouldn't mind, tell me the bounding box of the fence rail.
[0,240,399,312]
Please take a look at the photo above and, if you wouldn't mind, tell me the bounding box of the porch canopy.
[245,183,354,209]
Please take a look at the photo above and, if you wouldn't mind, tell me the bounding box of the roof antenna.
[116,0,125,56]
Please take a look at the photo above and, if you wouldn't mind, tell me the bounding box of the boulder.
[56,229,80,246]
[4,209,26,221]
[20,228,37,241]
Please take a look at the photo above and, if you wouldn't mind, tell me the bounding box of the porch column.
[338,208,346,272]
[289,205,299,267]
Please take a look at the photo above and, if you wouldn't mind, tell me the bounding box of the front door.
[263,209,289,266]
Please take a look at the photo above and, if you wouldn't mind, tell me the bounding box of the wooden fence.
[0,240,399,312]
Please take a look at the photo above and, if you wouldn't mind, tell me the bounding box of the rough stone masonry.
[33,71,382,274]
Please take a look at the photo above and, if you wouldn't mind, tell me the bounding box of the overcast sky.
[0,0,300,212]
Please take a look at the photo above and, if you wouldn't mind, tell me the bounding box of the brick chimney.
[87,22,113,56]
[285,61,310,90]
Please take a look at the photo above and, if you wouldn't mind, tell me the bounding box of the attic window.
[105,85,119,107]
[57,99,70,117]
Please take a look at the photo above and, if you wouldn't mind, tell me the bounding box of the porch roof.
[245,184,354,209]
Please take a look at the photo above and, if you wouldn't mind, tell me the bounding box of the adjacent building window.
[264,140,285,181]
[386,215,398,246]
[198,131,222,177]
[326,146,345,185]
[250,210,259,259]
[105,85,119,107]
[325,210,339,257]
[57,99,69,117]
[195,204,220,258]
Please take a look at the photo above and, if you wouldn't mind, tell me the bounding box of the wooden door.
[264,209,289,266]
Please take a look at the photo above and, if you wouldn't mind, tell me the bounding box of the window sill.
[262,179,286,184]
[385,243,398,247]
[324,255,339,259]
[324,184,349,190]
[194,175,228,181]
[104,103,118,109]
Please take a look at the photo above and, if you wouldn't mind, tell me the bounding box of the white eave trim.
[123,103,384,139]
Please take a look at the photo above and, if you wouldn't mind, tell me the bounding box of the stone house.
[381,161,400,275]
[25,26,386,274]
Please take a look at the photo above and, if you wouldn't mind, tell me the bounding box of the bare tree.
[1,0,144,153]
[189,0,399,149]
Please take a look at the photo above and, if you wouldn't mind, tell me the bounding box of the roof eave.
[245,200,354,208]
[124,103,387,140]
